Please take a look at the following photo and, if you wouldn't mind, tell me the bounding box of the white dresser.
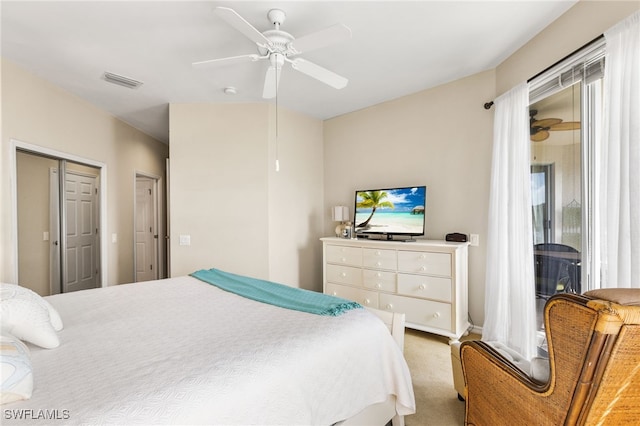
[322,237,469,339]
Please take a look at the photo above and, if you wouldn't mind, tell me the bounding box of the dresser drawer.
[379,294,451,331]
[363,269,396,292]
[326,264,362,286]
[325,283,379,308]
[326,245,362,267]
[397,251,452,276]
[397,273,451,302]
[363,248,397,270]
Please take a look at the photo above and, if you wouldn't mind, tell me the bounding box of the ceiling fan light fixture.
[223,86,237,95]
[102,72,143,89]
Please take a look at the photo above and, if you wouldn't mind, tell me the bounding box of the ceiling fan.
[193,7,352,98]
[529,109,581,142]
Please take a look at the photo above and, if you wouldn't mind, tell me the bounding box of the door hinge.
[150,264,153,271]
[95,188,98,195]
[149,188,152,195]
[150,226,152,233]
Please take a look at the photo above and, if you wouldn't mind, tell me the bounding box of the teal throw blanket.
[191,268,362,316]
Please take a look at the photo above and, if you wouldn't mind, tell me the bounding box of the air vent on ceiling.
[102,71,143,89]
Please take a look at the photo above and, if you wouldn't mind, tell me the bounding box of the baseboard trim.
[468,325,483,336]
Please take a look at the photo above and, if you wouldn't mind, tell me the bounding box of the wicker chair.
[460,289,640,425]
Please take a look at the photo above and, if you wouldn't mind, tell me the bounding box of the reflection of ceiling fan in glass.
[530,109,581,142]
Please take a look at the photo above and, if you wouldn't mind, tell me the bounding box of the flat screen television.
[354,186,426,240]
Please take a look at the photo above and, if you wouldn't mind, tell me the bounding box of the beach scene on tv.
[355,187,426,235]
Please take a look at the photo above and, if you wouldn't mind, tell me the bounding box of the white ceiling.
[1,1,578,144]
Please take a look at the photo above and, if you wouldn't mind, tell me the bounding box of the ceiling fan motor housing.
[258,29,295,57]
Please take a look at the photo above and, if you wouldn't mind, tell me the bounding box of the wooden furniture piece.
[321,237,469,340]
[460,289,640,425]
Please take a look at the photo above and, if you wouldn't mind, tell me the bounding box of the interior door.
[64,170,98,292]
[135,176,157,282]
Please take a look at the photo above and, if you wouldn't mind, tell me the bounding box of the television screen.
[354,186,426,238]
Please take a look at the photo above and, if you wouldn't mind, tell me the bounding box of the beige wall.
[1,58,168,286]
[496,0,639,95]
[323,70,495,326]
[2,1,636,327]
[322,1,638,329]
[267,107,324,290]
[169,103,324,289]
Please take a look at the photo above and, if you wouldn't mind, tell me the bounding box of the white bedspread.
[4,276,415,425]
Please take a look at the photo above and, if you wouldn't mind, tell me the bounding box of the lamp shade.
[332,206,349,222]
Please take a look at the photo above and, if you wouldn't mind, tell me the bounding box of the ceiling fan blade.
[288,23,352,54]
[192,54,260,69]
[550,121,581,131]
[214,7,273,48]
[290,58,348,89]
[263,65,282,99]
[531,130,550,142]
[532,118,562,128]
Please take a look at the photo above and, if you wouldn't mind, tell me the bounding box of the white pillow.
[0,334,33,405]
[0,283,62,349]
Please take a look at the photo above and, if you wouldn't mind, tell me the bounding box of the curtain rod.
[483,34,605,110]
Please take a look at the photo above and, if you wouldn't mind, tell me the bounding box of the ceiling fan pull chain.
[275,56,280,173]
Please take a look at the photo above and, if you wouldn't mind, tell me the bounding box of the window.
[528,38,605,332]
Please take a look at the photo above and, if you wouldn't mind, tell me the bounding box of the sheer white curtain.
[482,82,537,360]
[600,11,640,289]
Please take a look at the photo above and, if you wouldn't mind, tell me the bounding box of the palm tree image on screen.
[356,191,395,228]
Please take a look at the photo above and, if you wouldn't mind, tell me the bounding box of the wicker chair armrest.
[461,340,567,425]
[460,340,547,391]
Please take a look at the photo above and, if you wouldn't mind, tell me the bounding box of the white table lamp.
[332,206,350,237]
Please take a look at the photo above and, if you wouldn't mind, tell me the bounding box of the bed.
[1,272,415,425]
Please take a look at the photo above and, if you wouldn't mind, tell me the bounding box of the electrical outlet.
[470,234,479,246]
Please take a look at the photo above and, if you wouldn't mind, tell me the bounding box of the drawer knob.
[341,257,347,262]
[376,283,382,289]
[420,254,427,259]
[376,251,381,256]
[433,312,441,319]
[363,298,371,305]
[386,303,393,310]
[340,272,347,277]
[419,284,426,290]
[332,291,337,296]
[376,261,382,266]
[420,266,427,272]
[376,272,382,277]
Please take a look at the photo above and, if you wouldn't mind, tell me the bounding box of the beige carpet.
[402,329,479,426]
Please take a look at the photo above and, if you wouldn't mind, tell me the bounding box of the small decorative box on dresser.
[321,237,469,340]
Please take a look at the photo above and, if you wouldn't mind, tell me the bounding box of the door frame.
[133,171,164,281]
[10,139,108,287]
